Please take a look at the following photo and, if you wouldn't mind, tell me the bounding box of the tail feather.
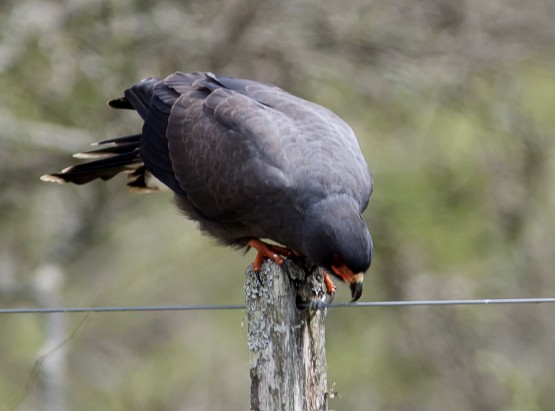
[107,97,133,110]
[41,134,143,186]
[107,78,160,120]
[42,78,166,192]
[74,141,140,159]
[94,133,141,146]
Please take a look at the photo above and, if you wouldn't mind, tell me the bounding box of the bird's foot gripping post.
[247,239,293,271]
[247,239,336,304]
[245,259,328,411]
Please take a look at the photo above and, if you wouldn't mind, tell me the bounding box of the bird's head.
[301,195,373,301]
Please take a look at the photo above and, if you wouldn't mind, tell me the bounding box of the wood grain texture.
[245,260,328,411]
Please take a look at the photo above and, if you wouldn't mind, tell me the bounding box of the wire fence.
[2,296,555,411]
[2,297,555,315]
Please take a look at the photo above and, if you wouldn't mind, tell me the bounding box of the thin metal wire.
[0,304,246,314]
[2,297,555,315]
[330,297,555,308]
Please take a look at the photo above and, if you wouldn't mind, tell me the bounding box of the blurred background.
[1,0,555,410]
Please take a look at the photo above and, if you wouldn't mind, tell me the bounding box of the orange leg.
[323,271,337,296]
[247,239,293,271]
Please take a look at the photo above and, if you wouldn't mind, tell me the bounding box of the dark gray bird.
[42,72,373,301]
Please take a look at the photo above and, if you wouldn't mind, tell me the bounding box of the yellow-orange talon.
[248,239,290,270]
[323,271,337,295]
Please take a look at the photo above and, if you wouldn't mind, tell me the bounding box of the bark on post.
[245,259,328,411]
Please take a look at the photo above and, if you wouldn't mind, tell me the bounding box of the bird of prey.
[42,71,373,301]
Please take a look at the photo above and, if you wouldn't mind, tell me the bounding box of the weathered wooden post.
[245,259,328,411]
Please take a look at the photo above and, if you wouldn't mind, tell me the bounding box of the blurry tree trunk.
[244,260,328,411]
[35,264,67,411]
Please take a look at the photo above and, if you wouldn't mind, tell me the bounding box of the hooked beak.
[331,264,365,302]
[349,277,364,302]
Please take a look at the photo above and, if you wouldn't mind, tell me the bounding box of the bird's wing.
[162,72,372,221]
[230,78,373,211]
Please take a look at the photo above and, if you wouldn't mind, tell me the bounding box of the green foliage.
[1,0,555,409]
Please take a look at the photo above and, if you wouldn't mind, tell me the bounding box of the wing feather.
[162,73,372,226]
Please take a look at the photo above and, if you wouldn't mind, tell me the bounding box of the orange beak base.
[331,263,364,301]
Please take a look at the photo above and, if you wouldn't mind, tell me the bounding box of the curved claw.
[327,290,336,305]
[255,270,264,287]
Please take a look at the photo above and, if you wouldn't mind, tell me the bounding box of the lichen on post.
[245,259,328,411]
